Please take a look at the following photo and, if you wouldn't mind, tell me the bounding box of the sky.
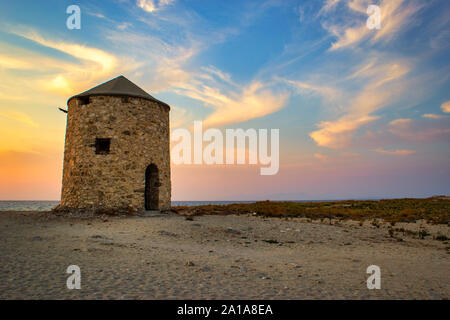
[0,0,449,201]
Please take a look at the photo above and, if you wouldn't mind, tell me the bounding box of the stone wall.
[59,95,171,211]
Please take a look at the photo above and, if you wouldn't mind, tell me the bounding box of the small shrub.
[418,229,429,239]
[435,235,449,241]
[388,228,395,238]
[263,239,279,244]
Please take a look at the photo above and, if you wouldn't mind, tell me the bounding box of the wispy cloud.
[117,22,132,30]
[170,105,194,128]
[317,0,341,16]
[200,66,237,87]
[86,11,105,19]
[104,28,196,90]
[388,117,450,142]
[0,110,38,127]
[322,0,423,51]
[309,58,410,148]
[314,153,329,161]
[422,113,447,119]
[104,15,289,128]
[2,27,125,96]
[176,80,289,128]
[137,0,174,13]
[277,77,340,103]
[286,0,446,155]
[310,114,380,148]
[0,54,35,69]
[17,31,118,75]
[389,118,412,127]
[375,148,416,156]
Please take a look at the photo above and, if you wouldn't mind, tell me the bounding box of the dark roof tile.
[67,75,169,109]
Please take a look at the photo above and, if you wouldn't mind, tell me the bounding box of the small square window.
[121,97,129,103]
[95,138,111,154]
[79,96,90,105]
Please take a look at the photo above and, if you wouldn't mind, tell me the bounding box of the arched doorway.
[145,164,159,210]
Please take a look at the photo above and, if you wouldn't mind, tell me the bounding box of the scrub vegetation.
[174,196,450,225]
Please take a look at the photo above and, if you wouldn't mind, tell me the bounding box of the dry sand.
[0,211,449,299]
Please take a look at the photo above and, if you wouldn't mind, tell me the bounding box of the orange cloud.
[388,118,450,142]
[17,31,118,74]
[422,113,447,119]
[309,59,409,148]
[0,55,34,69]
[375,148,416,156]
[441,101,450,113]
[178,81,289,128]
[170,105,194,128]
[327,0,422,50]
[389,118,412,127]
[0,110,38,128]
[310,115,379,148]
[314,153,329,161]
[3,28,124,97]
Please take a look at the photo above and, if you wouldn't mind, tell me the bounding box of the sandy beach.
[0,211,449,300]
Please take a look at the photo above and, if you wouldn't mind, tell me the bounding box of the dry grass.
[173,196,450,225]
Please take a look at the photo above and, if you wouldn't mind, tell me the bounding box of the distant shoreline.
[1,195,448,202]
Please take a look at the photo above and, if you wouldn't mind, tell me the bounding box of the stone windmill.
[58,75,171,213]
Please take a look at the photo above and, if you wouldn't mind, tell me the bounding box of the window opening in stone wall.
[79,96,90,105]
[95,138,111,155]
[145,164,160,210]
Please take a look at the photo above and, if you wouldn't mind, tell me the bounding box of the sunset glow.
[0,0,449,200]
